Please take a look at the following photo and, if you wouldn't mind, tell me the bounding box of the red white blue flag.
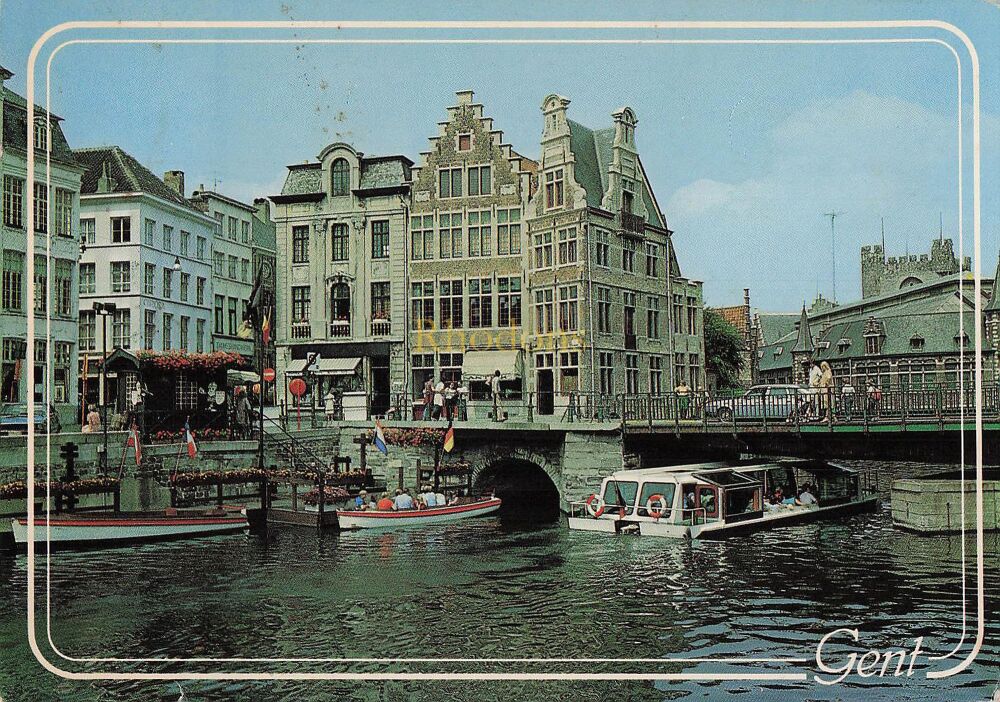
[373,419,388,455]
[185,417,198,459]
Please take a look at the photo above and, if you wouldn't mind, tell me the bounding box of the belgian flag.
[443,425,455,453]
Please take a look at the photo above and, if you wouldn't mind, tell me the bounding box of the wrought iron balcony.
[290,322,311,340]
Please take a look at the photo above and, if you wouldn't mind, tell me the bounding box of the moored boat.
[10,506,249,550]
[337,497,502,530]
[568,460,878,539]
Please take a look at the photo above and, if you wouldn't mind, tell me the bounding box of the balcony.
[621,210,644,235]
[329,320,351,338]
[371,318,392,336]
[290,322,311,340]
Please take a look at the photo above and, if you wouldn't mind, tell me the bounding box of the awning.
[286,357,361,376]
[227,369,260,384]
[462,350,522,380]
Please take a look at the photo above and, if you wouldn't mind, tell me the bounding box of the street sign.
[289,378,307,397]
[263,368,276,383]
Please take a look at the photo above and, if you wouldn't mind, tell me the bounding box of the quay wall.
[892,477,1000,533]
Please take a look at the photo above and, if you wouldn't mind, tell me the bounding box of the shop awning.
[287,357,362,376]
[462,350,522,380]
[227,369,260,384]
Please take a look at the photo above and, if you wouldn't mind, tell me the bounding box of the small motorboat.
[337,497,502,530]
[568,460,878,539]
[11,506,249,550]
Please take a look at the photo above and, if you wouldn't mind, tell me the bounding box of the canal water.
[0,482,997,700]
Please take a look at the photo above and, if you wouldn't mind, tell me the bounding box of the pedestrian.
[421,378,434,421]
[433,381,446,420]
[866,378,881,417]
[234,387,253,439]
[457,380,469,421]
[808,362,823,420]
[324,390,336,424]
[491,369,505,422]
[841,379,856,421]
[444,381,458,421]
[674,379,691,419]
[83,403,101,433]
[819,361,834,421]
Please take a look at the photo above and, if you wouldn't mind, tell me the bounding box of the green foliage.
[704,309,745,389]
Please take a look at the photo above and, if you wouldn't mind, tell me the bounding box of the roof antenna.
[880,216,886,260]
[939,211,944,242]
[824,211,843,303]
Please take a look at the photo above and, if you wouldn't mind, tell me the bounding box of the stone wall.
[892,477,999,533]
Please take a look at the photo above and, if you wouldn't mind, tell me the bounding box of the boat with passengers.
[568,460,878,539]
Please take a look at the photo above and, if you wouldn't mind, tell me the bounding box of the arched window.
[331,283,350,322]
[331,159,350,196]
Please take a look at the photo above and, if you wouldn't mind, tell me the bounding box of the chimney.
[163,170,185,197]
[253,197,271,221]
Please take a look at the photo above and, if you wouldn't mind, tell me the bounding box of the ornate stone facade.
[861,237,970,298]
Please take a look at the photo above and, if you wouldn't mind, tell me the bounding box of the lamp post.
[93,301,117,472]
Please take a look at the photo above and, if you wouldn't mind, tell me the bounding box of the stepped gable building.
[407,89,537,401]
[0,65,84,422]
[270,142,412,416]
[861,235,970,298]
[757,271,993,388]
[526,94,704,410]
[75,146,216,411]
[709,289,756,388]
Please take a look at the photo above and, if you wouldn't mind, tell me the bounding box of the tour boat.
[10,506,250,549]
[337,497,502,530]
[568,460,878,539]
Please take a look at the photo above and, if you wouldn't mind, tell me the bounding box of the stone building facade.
[270,89,706,418]
[0,66,84,423]
[861,236,970,298]
[526,95,705,411]
[188,186,259,359]
[75,146,216,410]
[407,90,537,403]
[270,143,412,416]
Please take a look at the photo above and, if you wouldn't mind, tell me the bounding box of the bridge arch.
[472,449,561,522]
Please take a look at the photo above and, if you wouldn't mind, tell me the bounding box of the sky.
[1,0,998,311]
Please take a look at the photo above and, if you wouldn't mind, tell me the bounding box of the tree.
[703,309,746,390]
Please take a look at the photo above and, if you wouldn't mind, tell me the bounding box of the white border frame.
[21,19,984,683]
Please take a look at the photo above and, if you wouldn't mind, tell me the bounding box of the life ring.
[585,493,606,518]
[645,493,668,520]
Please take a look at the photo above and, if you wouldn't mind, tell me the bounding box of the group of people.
[766,483,819,509]
[795,363,883,422]
[420,369,506,422]
[348,486,460,511]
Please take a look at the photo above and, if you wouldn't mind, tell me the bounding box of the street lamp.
[93,301,117,472]
[173,256,181,272]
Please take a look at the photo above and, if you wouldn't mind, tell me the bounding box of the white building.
[188,186,257,359]
[0,66,84,424]
[75,146,215,411]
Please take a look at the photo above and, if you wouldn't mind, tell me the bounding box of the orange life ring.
[585,493,606,518]
[646,493,668,520]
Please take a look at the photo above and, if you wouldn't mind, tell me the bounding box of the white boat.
[568,460,878,539]
[337,497,502,530]
[11,507,249,549]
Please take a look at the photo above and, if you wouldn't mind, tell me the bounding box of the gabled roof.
[74,146,200,212]
[566,118,665,229]
[987,255,1000,312]
[756,313,799,345]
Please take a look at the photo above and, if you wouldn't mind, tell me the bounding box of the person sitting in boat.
[446,491,459,506]
[769,487,785,505]
[392,488,415,511]
[435,490,446,506]
[421,485,438,507]
[683,491,697,511]
[376,492,394,511]
[348,490,373,511]
[796,484,819,507]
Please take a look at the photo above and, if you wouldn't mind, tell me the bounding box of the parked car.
[704,385,809,422]
[0,402,62,434]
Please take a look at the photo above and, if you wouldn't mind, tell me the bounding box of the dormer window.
[33,119,47,150]
[622,178,635,214]
[331,158,350,197]
[909,335,925,350]
[954,332,970,348]
[817,340,831,350]
[773,346,783,357]
[837,338,851,352]
[457,133,472,152]
[865,335,882,355]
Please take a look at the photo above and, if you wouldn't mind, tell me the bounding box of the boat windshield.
[601,480,638,514]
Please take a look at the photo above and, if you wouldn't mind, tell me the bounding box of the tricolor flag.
[126,423,142,466]
[373,420,388,455]
[443,425,455,453]
[184,417,198,459]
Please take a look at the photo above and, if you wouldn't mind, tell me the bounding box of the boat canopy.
[692,470,760,487]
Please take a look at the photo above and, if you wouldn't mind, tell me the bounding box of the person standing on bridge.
[491,370,505,422]
[819,361,834,421]
[674,379,690,419]
[841,380,856,421]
